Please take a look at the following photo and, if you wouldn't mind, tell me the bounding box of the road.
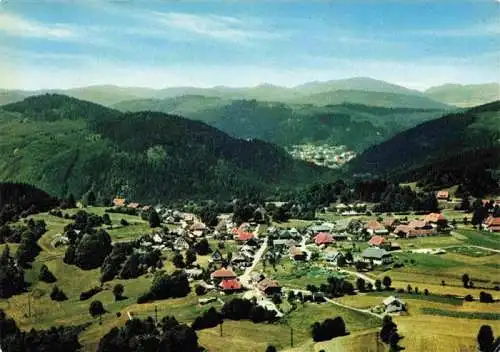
[338,269,376,284]
[239,225,265,287]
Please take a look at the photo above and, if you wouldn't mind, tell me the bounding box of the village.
[286,144,357,169]
[1,189,499,352]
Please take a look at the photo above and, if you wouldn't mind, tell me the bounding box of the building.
[436,191,450,200]
[211,249,223,262]
[368,235,386,247]
[235,230,254,243]
[323,251,345,265]
[112,197,126,207]
[257,278,281,295]
[290,246,307,261]
[365,220,389,236]
[211,267,237,282]
[314,232,335,246]
[484,216,500,232]
[219,279,242,293]
[361,247,393,265]
[173,237,190,251]
[383,296,407,313]
[424,213,447,224]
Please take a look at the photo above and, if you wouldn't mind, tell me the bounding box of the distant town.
[286,144,357,169]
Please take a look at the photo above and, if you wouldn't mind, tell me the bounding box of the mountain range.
[2,78,498,108]
[0,94,331,202]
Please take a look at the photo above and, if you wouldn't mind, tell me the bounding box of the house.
[366,220,389,236]
[173,237,190,251]
[424,213,447,225]
[383,218,399,230]
[251,272,265,283]
[273,239,297,249]
[436,191,450,201]
[141,205,152,212]
[308,222,335,235]
[219,279,242,292]
[235,230,254,243]
[257,278,281,295]
[324,250,345,265]
[314,232,335,246]
[211,267,237,281]
[127,202,140,209]
[290,246,307,261]
[368,235,386,247]
[361,247,393,265]
[335,203,349,213]
[190,222,207,232]
[484,216,500,232]
[231,253,248,264]
[383,296,406,313]
[112,197,126,207]
[394,220,436,238]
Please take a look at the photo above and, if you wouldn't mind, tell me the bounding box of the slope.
[425,83,500,108]
[0,94,331,202]
[115,97,449,151]
[349,101,500,194]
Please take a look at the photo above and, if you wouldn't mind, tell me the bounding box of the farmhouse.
[324,250,345,265]
[173,237,190,251]
[314,232,335,246]
[383,296,407,313]
[424,213,447,224]
[211,267,237,281]
[365,220,389,236]
[361,247,393,265]
[290,246,307,261]
[211,249,223,262]
[219,279,242,293]
[394,220,436,238]
[112,197,126,207]
[257,278,281,295]
[368,235,386,247]
[436,191,450,200]
[484,216,500,232]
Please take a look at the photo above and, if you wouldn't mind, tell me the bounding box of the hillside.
[287,89,449,109]
[425,83,500,107]
[0,94,331,202]
[349,101,500,195]
[115,98,448,151]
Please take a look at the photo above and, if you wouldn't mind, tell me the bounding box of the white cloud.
[0,12,77,39]
[412,20,500,37]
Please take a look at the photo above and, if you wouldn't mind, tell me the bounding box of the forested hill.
[115,97,448,151]
[0,94,332,202]
[349,101,500,195]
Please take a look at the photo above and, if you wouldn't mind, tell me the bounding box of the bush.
[113,284,124,301]
[464,294,474,302]
[120,219,128,226]
[80,287,103,301]
[38,264,56,283]
[311,317,347,342]
[195,285,206,296]
[89,300,106,318]
[50,286,68,301]
[191,307,223,330]
[479,291,494,303]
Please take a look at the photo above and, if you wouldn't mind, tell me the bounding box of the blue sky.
[1,0,499,90]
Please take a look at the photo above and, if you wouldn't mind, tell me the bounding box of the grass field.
[456,229,500,250]
[420,307,500,320]
[447,246,494,257]
[198,302,381,352]
[367,291,464,306]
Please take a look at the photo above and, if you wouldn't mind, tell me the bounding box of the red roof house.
[257,278,281,295]
[237,231,254,242]
[485,216,500,232]
[366,220,389,235]
[219,279,242,291]
[368,235,386,247]
[112,198,126,207]
[211,267,237,280]
[436,191,449,200]
[424,213,447,223]
[314,232,335,245]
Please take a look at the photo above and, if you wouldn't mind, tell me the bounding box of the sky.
[1,0,499,90]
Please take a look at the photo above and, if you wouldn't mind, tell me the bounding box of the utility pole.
[220,322,223,337]
[290,326,293,347]
[28,293,31,318]
[155,305,158,325]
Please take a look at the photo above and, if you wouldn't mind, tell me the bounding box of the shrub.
[479,291,494,303]
[80,287,103,301]
[464,294,474,302]
[195,285,206,296]
[311,317,347,342]
[89,300,106,318]
[50,286,67,301]
[38,264,56,283]
[120,219,128,226]
[191,307,223,330]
